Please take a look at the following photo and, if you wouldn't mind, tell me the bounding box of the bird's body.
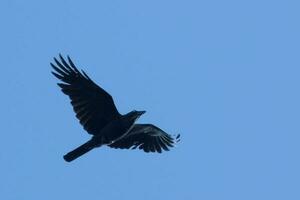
[90,111,145,146]
[51,55,180,162]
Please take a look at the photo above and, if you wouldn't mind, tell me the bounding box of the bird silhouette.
[51,54,180,162]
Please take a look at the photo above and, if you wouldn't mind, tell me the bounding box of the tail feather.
[63,141,94,162]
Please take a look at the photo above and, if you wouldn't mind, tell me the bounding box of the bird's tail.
[63,140,95,162]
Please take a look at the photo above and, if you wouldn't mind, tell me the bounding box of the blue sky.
[1,0,300,199]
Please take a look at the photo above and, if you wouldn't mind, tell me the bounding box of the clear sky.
[1,0,300,199]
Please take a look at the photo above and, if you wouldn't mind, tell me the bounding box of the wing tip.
[175,134,181,143]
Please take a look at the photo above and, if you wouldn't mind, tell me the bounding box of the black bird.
[51,55,180,162]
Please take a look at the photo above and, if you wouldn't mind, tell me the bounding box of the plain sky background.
[1,0,300,199]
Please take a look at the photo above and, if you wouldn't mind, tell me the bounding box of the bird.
[51,54,180,162]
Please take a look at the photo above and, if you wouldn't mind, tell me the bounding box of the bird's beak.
[138,110,146,116]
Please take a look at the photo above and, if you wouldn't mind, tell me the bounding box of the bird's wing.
[108,124,180,153]
[51,54,121,135]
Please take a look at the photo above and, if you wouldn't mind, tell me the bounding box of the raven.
[51,55,180,162]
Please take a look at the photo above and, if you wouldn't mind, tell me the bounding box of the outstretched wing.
[109,124,180,153]
[51,54,121,135]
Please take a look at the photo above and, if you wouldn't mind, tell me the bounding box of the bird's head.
[125,110,146,122]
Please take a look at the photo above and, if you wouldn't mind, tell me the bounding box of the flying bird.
[51,55,180,162]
